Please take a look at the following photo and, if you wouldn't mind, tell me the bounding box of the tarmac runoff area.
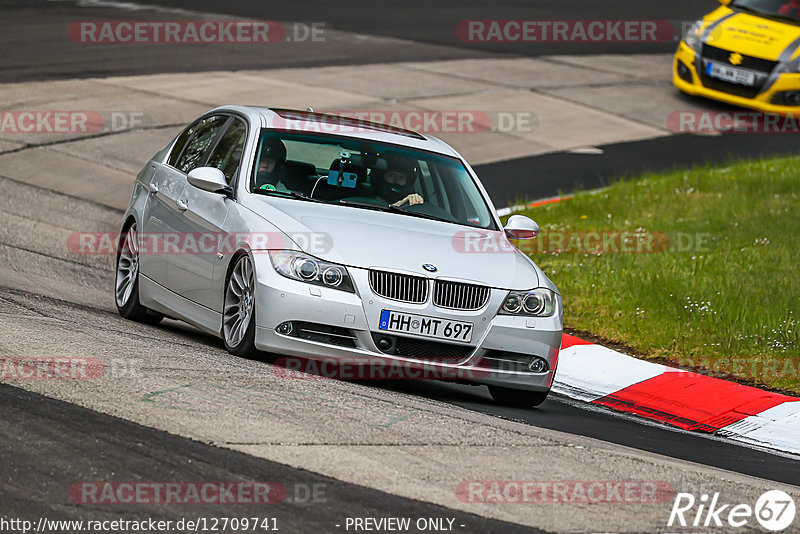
[0,57,799,532]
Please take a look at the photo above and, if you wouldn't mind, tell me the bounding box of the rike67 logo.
[669,490,796,531]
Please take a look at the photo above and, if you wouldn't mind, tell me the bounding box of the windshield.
[732,0,800,21]
[250,130,497,230]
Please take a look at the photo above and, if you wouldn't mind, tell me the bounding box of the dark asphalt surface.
[476,133,800,207]
[126,317,800,488]
[121,0,721,56]
[1,0,719,83]
[381,380,800,487]
[0,383,542,534]
[1,0,489,83]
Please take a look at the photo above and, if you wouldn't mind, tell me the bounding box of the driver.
[371,155,424,207]
[254,138,287,189]
[779,0,800,17]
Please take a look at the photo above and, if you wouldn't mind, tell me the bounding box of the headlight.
[683,20,704,52]
[268,250,354,293]
[774,57,800,75]
[499,288,557,317]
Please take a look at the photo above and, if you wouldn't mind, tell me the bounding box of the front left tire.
[223,254,257,357]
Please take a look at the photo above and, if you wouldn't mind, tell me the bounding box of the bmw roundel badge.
[422,264,437,272]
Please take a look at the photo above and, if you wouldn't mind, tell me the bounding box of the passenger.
[371,155,424,207]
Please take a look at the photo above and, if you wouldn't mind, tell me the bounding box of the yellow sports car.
[674,0,800,114]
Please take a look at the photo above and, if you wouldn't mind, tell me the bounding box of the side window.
[167,124,195,167]
[174,115,229,174]
[206,119,247,185]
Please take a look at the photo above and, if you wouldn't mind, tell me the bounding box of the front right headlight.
[498,288,557,317]
[683,20,704,52]
[268,250,355,293]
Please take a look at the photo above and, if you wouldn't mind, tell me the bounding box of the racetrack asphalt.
[0,172,796,530]
[0,383,541,534]
[2,0,722,83]
[475,132,800,207]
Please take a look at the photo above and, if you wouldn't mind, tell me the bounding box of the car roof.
[210,105,462,158]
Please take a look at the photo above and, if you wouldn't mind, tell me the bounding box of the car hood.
[245,196,545,291]
[704,8,800,61]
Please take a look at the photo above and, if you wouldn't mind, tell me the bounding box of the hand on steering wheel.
[393,193,424,207]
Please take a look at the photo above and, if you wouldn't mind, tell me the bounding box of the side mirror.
[187,167,231,195]
[504,214,540,240]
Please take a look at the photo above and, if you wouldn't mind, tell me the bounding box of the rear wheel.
[223,254,257,357]
[488,386,549,407]
[115,222,163,324]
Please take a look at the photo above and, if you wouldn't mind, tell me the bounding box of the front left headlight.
[498,288,557,317]
[682,19,704,52]
[268,250,355,293]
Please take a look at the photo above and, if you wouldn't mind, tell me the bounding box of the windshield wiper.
[337,199,453,224]
[384,203,451,223]
[337,199,387,210]
[252,188,325,203]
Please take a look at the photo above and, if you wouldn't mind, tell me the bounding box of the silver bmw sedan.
[115,106,562,406]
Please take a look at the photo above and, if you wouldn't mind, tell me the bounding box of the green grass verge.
[515,156,799,394]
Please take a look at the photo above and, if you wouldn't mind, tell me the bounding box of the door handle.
[176,199,189,212]
[148,182,159,194]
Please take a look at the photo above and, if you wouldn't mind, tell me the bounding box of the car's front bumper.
[673,41,800,115]
[250,254,562,392]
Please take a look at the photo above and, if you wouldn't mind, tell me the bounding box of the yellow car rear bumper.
[673,42,800,116]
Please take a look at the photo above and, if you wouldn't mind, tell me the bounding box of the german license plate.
[378,310,473,343]
[706,62,756,86]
